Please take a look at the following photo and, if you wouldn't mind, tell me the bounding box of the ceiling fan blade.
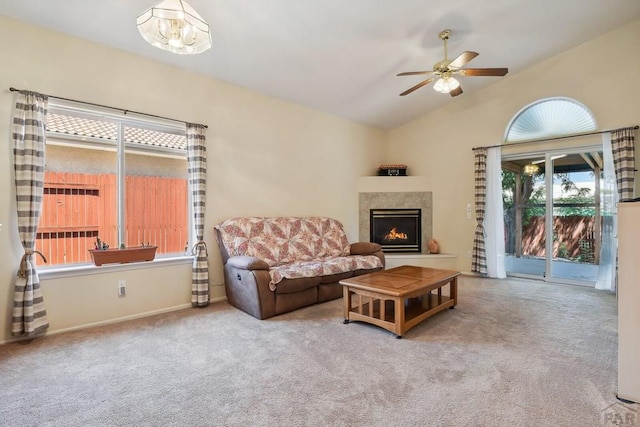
[397,71,432,76]
[460,67,509,76]
[449,86,463,97]
[448,51,479,69]
[399,78,435,96]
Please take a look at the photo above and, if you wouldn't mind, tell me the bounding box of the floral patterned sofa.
[214,216,385,319]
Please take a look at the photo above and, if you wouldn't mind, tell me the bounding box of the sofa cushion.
[319,271,353,284]
[274,276,322,294]
[215,217,351,266]
[268,255,382,291]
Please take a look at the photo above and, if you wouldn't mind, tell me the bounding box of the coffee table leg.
[394,296,404,338]
[342,286,351,322]
[449,277,458,309]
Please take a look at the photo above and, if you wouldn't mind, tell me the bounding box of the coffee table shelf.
[352,294,453,322]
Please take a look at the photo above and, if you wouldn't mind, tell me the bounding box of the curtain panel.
[596,132,618,292]
[11,90,50,337]
[484,147,506,278]
[472,148,488,275]
[187,123,209,307]
[611,127,636,201]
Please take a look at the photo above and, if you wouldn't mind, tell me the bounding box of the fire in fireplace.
[370,209,421,253]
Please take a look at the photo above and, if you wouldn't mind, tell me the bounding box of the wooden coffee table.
[339,265,460,338]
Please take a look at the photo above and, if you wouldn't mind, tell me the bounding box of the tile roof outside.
[47,113,187,151]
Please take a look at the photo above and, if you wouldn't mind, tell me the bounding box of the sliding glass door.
[548,154,601,283]
[503,148,602,285]
[503,158,546,279]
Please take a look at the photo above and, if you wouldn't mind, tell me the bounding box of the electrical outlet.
[466,251,472,258]
[118,280,126,297]
[466,212,472,220]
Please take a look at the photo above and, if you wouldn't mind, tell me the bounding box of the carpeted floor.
[0,276,635,426]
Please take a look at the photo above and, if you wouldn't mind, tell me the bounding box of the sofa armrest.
[350,242,385,269]
[223,261,275,320]
[227,256,270,270]
[350,242,382,255]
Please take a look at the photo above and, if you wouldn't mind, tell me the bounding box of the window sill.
[38,255,194,280]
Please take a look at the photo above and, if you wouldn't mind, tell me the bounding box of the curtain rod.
[471,125,639,151]
[9,87,208,129]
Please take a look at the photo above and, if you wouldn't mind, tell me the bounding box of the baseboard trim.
[1,295,228,345]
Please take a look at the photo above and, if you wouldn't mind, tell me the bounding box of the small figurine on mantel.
[428,238,440,254]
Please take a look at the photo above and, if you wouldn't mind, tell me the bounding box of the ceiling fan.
[397,29,508,97]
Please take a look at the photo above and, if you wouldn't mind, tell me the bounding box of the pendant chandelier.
[137,0,212,55]
[523,163,540,176]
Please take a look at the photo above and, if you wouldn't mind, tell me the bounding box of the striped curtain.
[472,148,488,275]
[187,123,209,307]
[12,90,49,337]
[611,127,636,201]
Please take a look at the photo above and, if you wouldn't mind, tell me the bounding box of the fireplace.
[370,209,421,253]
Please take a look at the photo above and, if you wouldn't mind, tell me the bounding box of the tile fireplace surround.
[359,191,432,254]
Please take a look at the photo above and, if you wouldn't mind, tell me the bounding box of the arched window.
[504,97,597,143]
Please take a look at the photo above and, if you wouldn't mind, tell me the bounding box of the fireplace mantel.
[385,253,458,270]
[357,176,431,193]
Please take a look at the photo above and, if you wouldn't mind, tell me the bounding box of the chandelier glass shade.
[523,163,540,176]
[137,0,212,55]
[433,75,460,94]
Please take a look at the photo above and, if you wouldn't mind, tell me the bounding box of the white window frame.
[39,100,194,276]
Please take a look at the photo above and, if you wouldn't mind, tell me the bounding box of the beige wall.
[388,18,640,273]
[1,15,638,343]
[0,16,386,343]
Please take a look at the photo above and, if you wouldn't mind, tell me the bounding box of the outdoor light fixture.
[523,163,540,176]
[433,75,460,94]
[137,0,212,55]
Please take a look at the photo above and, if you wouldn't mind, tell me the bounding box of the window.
[38,101,190,266]
[504,97,597,143]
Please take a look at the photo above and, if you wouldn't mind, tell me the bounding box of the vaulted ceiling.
[1,0,639,130]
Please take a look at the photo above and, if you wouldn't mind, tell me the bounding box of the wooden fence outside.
[519,216,598,263]
[37,171,188,265]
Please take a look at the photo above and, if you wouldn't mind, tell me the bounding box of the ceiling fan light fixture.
[523,163,540,176]
[137,0,212,55]
[433,76,460,94]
